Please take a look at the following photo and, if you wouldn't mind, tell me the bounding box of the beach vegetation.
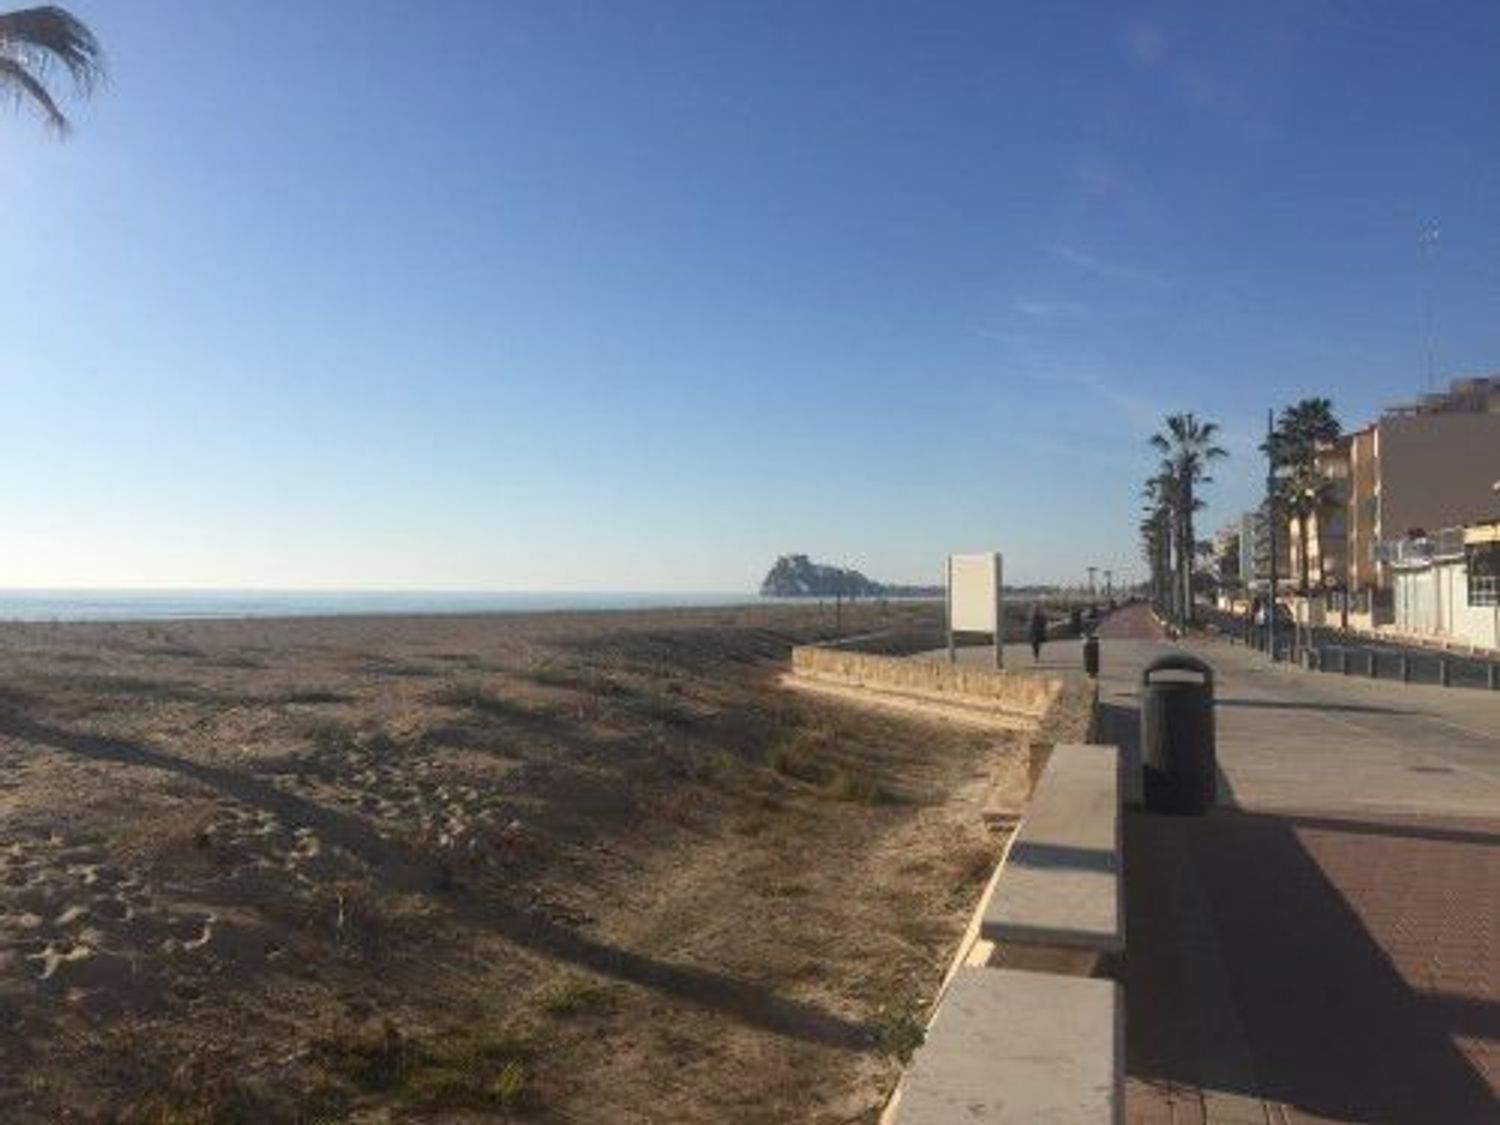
[298,715,362,756]
[619,680,695,727]
[524,658,626,696]
[43,672,207,704]
[871,1001,926,1062]
[435,680,562,723]
[279,688,349,705]
[359,655,438,677]
[538,975,617,1018]
[768,722,895,805]
[317,1018,536,1113]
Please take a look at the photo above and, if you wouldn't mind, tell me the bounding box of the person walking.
[1028,605,1048,662]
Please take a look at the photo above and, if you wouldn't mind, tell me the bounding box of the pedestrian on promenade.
[1028,605,1048,662]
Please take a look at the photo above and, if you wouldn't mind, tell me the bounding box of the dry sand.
[0,603,1024,1122]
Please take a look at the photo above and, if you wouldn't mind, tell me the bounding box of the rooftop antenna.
[1421,222,1440,393]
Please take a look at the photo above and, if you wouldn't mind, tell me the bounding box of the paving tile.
[1107,609,1500,1124]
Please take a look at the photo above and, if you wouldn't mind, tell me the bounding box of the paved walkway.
[1089,605,1499,1124]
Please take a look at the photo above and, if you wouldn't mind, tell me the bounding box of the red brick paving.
[1098,602,1168,641]
[1100,605,1499,1123]
[1124,798,1498,1124]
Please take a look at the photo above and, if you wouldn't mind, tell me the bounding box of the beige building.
[1333,374,1500,631]
[1346,425,1379,600]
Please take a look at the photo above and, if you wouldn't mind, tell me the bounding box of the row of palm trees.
[1139,398,1344,628]
[1140,414,1226,627]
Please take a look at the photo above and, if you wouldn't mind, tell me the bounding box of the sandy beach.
[0,602,1023,1122]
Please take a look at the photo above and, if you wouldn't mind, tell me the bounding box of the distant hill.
[759,554,941,599]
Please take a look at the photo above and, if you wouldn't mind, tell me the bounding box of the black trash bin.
[1083,633,1100,677]
[1139,654,1216,814]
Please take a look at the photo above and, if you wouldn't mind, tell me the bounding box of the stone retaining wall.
[789,645,1063,718]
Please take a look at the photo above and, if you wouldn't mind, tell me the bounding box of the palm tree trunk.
[1155,515,1170,617]
[1316,519,1327,589]
[1173,511,1186,625]
[1298,513,1311,596]
[1181,475,1195,625]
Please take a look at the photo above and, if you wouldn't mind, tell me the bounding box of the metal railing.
[1203,608,1500,692]
[1308,643,1500,691]
[1376,528,1468,567]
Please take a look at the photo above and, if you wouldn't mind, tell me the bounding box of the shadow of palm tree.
[0,711,876,1053]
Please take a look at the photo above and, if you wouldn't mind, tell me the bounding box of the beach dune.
[0,602,1024,1122]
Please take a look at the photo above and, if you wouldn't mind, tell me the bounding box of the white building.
[1389,522,1500,652]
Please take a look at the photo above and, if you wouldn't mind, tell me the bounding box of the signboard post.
[947,552,1004,669]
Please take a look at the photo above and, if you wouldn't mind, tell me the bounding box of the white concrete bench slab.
[891,966,1122,1124]
[980,744,1121,958]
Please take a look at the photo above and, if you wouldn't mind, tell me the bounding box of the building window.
[1468,542,1499,607]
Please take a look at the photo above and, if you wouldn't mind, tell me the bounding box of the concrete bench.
[980,743,1121,973]
[891,966,1122,1124]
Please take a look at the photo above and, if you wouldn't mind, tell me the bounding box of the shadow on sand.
[0,711,877,1053]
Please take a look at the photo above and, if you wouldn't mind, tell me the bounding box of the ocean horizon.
[0,589,777,623]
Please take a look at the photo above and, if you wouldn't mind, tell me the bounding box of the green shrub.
[318,1019,536,1113]
[435,682,557,723]
[768,724,894,804]
[873,1004,926,1061]
[538,975,616,1018]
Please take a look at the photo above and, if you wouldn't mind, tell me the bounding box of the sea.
[0,590,772,623]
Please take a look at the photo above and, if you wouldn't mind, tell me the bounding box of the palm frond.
[0,6,102,89]
[0,52,63,129]
[0,5,102,132]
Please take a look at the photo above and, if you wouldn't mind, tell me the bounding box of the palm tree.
[1140,473,1175,618]
[1266,398,1342,596]
[1150,413,1227,626]
[1,6,103,134]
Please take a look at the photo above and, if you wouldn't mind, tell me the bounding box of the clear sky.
[3,1,1498,591]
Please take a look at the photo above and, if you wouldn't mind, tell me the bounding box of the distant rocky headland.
[759,554,942,599]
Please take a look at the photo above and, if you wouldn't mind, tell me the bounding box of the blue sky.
[3,1,1498,591]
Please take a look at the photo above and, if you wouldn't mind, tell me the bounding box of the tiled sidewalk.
[1124,809,1498,1124]
[1094,608,1499,1124]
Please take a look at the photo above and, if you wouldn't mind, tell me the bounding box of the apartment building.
[1333,375,1500,637]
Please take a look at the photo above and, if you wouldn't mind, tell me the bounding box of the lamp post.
[1266,408,1279,661]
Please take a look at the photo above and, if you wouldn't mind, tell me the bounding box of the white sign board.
[949,552,1002,633]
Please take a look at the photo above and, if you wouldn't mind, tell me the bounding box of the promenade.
[949,607,1498,1120]
[1089,605,1498,1123]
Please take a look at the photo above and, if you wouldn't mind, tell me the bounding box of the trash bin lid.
[1141,652,1214,687]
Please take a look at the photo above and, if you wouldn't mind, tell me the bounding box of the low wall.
[789,645,1063,718]
[1027,674,1097,784]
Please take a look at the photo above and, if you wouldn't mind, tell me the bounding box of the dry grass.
[434,680,563,724]
[316,1018,536,1114]
[767,721,899,805]
[537,975,618,1019]
[0,601,1022,1123]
